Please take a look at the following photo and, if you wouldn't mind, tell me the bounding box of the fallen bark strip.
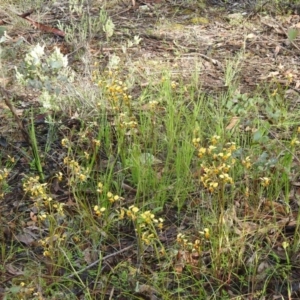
[17,10,65,37]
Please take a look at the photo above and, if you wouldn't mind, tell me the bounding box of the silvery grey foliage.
[15,44,74,111]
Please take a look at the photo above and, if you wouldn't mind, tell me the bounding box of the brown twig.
[67,244,134,279]
[277,22,300,52]
[259,16,300,53]
[0,85,31,144]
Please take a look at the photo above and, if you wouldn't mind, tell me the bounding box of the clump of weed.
[192,132,237,213]
[0,167,9,199]
[119,205,164,253]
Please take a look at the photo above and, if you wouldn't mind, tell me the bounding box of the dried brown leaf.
[83,247,92,264]
[6,263,24,275]
[226,116,240,130]
[15,233,35,246]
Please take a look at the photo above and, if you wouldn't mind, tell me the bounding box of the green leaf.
[0,26,6,37]
[9,285,22,294]
[253,129,269,143]
[288,28,298,42]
